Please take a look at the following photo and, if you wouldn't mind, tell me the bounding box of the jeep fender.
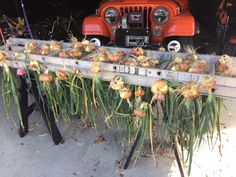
[82,16,110,37]
[163,12,197,38]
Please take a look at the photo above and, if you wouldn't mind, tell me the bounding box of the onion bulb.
[40,49,51,56]
[69,49,83,58]
[59,51,69,58]
[84,44,96,53]
[178,82,200,99]
[151,80,168,95]
[41,44,50,50]
[90,64,101,74]
[133,108,146,118]
[119,87,132,100]
[135,87,145,97]
[110,76,124,90]
[131,47,145,57]
[201,77,216,90]
[25,41,38,50]
[0,52,6,63]
[81,40,90,45]
[29,60,40,70]
[72,42,83,49]
[39,73,53,82]
[50,41,62,52]
[56,70,68,81]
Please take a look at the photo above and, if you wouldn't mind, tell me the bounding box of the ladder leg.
[18,76,29,137]
[30,77,63,145]
[123,130,142,169]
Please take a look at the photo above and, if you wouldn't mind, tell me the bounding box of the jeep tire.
[87,36,109,46]
[165,37,193,52]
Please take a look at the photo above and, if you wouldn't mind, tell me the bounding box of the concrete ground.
[0,74,236,177]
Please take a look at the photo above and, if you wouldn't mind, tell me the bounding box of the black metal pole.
[30,77,62,145]
[18,76,29,137]
[124,129,142,169]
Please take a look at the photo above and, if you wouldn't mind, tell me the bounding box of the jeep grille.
[119,6,152,29]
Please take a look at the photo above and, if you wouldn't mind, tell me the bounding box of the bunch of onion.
[69,35,84,50]
[24,41,39,54]
[170,55,208,74]
[53,70,72,121]
[131,101,156,166]
[107,51,126,63]
[38,71,70,121]
[198,77,222,153]
[1,51,23,127]
[89,53,108,62]
[59,49,83,59]
[170,56,189,72]
[109,75,131,126]
[125,55,159,68]
[90,64,112,127]
[89,49,126,63]
[165,80,222,175]
[98,47,110,55]
[216,54,234,77]
[176,82,200,100]
[136,55,159,68]
[184,46,199,62]
[37,72,62,120]
[124,58,140,67]
[67,69,93,125]
[165,82,201,175]
[69,35,96,53]
[188,60,208,74]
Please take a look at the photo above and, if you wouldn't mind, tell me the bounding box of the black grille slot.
[120,6,152,29]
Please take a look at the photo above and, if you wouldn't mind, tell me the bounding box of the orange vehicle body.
[82,0,198,46]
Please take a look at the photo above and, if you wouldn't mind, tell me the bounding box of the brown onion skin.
[0,52,6,62]
[133,108,146,118]
[26,41,38,49]
[56,70,68,81]
[135,89,145,97]
[131,47,145,57]
[119,88,132,100]
[108,53,123,62]
[84,44,95,53]
[59,51,69,58]
[69,50,83,58]
[40,49,51,56]
[39,74,53,82]
[151,80,168,95]
[188,67,205,74]
[73,42,83,49]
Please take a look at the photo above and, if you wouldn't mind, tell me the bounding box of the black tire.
[87,35,110,46]
[164,36,193,52]
[223,42,236,56]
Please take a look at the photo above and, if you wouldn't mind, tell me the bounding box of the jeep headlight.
[153,8,169,25]
[105,8,119,25]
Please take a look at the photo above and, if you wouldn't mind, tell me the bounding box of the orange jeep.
[82,0,199,52]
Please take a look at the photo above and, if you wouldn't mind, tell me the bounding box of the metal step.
[1,37,236,99]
